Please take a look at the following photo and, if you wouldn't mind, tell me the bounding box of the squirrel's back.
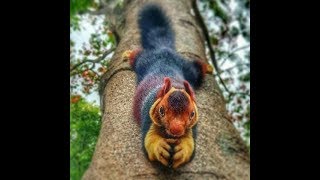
[138,4,175,50]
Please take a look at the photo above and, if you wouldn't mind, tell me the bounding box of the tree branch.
[230,91,250,98]
[86,6,109,15]
[219,45,250,67]
[70,47,115,72]
[192,0,232,96]
[192,0,219,73]
[218,63,250,74]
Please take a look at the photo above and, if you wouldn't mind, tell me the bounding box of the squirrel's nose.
[169,120,184,136]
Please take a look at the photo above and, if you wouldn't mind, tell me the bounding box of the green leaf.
[209,1,230,23]
[70,0,94,17]
[230,26,240,37]
[70,98,101,179]
[239,72,250,82]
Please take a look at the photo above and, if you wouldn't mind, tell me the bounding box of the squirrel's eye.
[190,111,195,120]
[159,106,165,117]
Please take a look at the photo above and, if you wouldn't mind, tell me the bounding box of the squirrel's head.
[149,77,198,137]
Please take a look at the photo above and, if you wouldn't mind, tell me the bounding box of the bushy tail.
[138,4,175,50]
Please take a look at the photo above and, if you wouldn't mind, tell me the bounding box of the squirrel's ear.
[183,80,195,101]
[157,77,172,98]
[149,98,162,126]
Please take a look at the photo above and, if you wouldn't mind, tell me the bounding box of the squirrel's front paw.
[147,138,173,166]
[206,64,213,74]
[172,138,194,169]
[122,49,141,66]
[122,50,133,60]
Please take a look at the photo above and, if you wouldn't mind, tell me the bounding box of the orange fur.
[147,78,199,168]
[129,49,142,66]
[150,87,198,138]
[122,49,142,66]
[195,59,214,76]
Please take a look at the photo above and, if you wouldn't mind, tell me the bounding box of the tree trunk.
[83,0,250,179]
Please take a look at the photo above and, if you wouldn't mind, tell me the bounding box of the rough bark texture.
[83,0,250,179]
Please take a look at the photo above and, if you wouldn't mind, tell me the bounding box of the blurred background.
[70,0,250,179]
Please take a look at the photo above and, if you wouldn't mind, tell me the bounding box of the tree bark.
[83,0,250,179]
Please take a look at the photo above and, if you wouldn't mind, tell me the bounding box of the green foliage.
[70,97,101,180]
[70,0,94,17]
[70,0,96,29]
[199,0,250,146]
[209,0,230,23]
[230,26,240,37]
[239,72,250,82]
[70,15,113,95]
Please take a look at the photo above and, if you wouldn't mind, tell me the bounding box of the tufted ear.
[157,77,172,98]
[183,80,195,101]
[149,98,162,126]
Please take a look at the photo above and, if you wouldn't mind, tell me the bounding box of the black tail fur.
[138,4,175,50]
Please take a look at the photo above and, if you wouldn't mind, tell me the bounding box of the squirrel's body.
[124,4,212,169]
[133,49,192,125]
